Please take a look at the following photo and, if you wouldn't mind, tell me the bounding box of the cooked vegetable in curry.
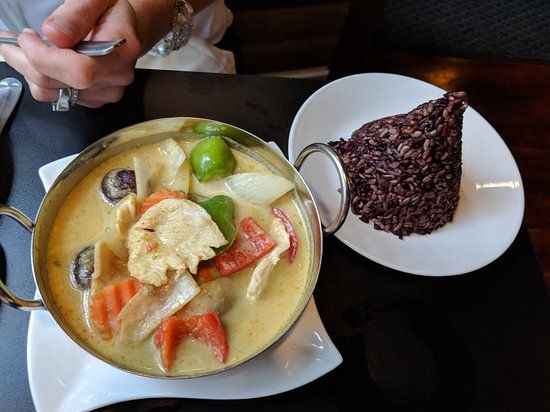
[46,122,311,376]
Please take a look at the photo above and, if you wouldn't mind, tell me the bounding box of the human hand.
[0,0,142,108]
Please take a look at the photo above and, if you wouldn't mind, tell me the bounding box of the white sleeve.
[0,0,232,44]
[191,0,233,45]
[136,37,236,74]
[135,0,235,73]
[0,0,60,35]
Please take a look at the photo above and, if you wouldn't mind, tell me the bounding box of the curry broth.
[46,135,311,376]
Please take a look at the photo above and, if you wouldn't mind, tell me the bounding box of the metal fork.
[0,37,126,57]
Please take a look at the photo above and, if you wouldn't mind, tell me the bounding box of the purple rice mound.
[329,91,468,238]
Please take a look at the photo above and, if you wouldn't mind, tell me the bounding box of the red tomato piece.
[272,207,298,263]
[213,216,276,276]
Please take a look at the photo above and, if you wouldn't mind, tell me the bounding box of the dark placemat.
[372,0,550,63]
[1,64,549,411]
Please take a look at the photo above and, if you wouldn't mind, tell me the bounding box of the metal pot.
[0,117,349,378]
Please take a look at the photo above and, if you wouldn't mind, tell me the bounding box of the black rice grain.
[329,91,468,238]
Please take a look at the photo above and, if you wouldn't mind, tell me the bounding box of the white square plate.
[28,144,342,412]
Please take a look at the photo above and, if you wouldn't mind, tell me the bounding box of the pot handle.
[294,143,350,236]
[0,205,45,311]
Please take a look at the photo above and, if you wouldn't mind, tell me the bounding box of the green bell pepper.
[199,195,236,251]
[193,121,245,140]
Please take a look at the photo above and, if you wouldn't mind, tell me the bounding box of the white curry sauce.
[46,134,311,376]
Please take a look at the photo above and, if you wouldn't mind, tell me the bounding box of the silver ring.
[51,88,79,112]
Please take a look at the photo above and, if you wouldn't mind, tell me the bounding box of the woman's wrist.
[129,0,215,56]
[150,0,196,57]
[128,0,176,55]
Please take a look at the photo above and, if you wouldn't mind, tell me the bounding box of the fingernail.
[46,19,74,39]
[23,27,38,35]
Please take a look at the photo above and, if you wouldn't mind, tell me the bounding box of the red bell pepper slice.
[272,207,298,263]
[154,316,183,371]
[197,265,214,284]
[180,311,228,364]
[154,312,228,370]
[213,216,276,276]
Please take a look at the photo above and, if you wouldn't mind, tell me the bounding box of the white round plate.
[289,73,524,276]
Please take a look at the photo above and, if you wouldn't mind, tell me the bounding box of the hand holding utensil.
[0,0,141,109]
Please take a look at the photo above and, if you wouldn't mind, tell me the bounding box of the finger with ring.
[51,87,79,112]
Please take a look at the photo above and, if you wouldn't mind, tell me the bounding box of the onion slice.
[105,211,128,261]
[118,271,200,343]
[133,156,152,202]
[225,172,294,206]
[159,138,190,193]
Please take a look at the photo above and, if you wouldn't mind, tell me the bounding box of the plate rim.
[288,72,525,276]
[27,297,342,411]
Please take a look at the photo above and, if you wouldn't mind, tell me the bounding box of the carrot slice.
[104,284,123,317]
[90,294,109,338]
[213,216,276,276]
[118,277,139,302]
[90,278,142,338]
[139,190,186,214]
[154,312,229,370]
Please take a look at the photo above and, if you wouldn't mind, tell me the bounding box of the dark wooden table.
[1,58,550,412]
[342,52,550,285]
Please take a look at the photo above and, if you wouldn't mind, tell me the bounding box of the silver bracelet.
[148,0,194,57]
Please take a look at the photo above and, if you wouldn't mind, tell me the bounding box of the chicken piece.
[246,218,290,302]
[127,198,227,286]
[115,193,138,239]
[179,277,232,317]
